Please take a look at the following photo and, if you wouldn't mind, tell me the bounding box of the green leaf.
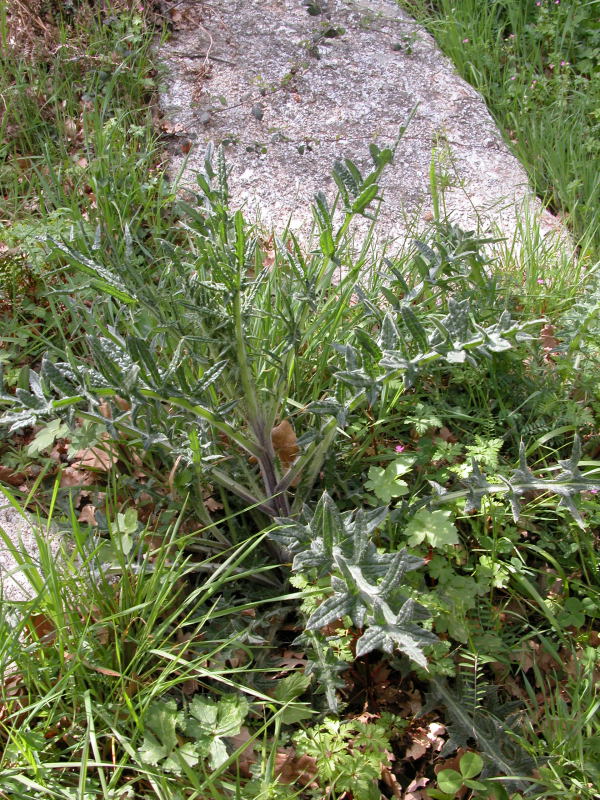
[116,508,138,535]
[351,183,379,215]
[355,598,437,665]
[305,593,355,630]
[138,700,199,774]
[437,768,463,794]
[405,509,459,549]
[460,751,483,779]
[272,671,314,724]
[427,791,455,800]
[48,238,137,304]
[273,672,311,702]
[185,694,249,768]
[115,508,138,556]
[364,461,411,503]
[311,491,345,555]
[27,418,69,455]
[320,228,335,258]
[138,731,170,767]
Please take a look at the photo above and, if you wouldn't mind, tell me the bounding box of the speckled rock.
[159,0,562,246]
[0,506,61,603]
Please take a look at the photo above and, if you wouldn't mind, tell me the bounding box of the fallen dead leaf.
[404,735,428,761]
[276,649,307,673]
[271,419,299,469]
[78,504,97,526]
[438,426,458,443]
[72,436,117,472]
[228,726,257,778]
[61,465,95,487]
[204,496,223,513]
[427,721,446,751]
[274,748,318,786]
[403,775,431,800]
[0,465,26,487]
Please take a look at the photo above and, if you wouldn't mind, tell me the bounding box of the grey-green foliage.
[335,299,541,396]
[270,491,437,675]
[427,677,533,791]
[426,436,600,530]
[0,138,408,527]
[559,273,600,379]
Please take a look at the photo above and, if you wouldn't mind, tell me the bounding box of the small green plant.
[138,694,249,773]
[293,716,393,800]
[429,751,515,800]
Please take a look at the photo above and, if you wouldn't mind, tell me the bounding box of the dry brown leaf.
[540,323,560,353]
[403,775,431,800]
[228,727,257,778]
[276,650,307,673]
[72,438,117,472]
[61,465,95,487]
[271,419,299,469]
[78,504,97,526]
[427,721,446,751]
[438,426,458,443]
[404,734,428,761]
[27,612,56,642]
[64,119,78,140]
[274,748,318,786]
[0,465,26,487]
[204,496,223,513]
[380,765,402,798]
[404,720,445,761]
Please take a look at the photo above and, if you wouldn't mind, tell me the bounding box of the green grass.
[1,1,600,798]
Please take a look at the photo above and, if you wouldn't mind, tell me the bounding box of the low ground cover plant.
[1,2,600,799]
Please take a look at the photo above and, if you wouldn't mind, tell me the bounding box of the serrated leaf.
[355,618,435,665]
[27,418,69,455]
[364,461,410,503]
[126,336,162,385]
[273,672,311,702]
[41,357,76,395]
[405,509,459,549]
[305,593,354,630]
[352,183,379,215]
[311,491,345,554]
[138,731,170,767]
[163,741,200,773]
[139,700,184,771]
[15,388,45,410]
[187,694,248,739]
[379,313,400,350]
[48,238,136,304]
[335,369,377,390]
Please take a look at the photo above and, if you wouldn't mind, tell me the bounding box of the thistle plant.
[270,491,438,709]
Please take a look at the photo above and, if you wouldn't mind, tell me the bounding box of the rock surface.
[0,506,61,603]
[159,0,559,244]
